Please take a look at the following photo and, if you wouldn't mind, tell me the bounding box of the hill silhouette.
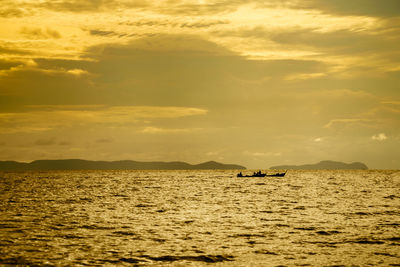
[270,160,368,170]
[0,159,246,171]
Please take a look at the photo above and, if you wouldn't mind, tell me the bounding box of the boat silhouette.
[237,170,286,178]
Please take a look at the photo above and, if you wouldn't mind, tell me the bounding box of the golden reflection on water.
[0,170,399,266]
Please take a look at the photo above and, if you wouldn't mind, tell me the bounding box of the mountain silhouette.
[270,160,368,170]
[0,159,246,171]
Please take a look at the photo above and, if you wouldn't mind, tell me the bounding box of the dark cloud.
[0,34,327,111]
[252,0,400,17]
[96,138,113,143]
[122,20,168,27]
[89,29,119,36]
[39,0,148,13]
[155,0,245,16]
[83,35,325,106]
[299,0,400,17]
[0,45,32,55]
[85,34,235,58]
[58,141,71,146]
[20,27,61,39]
[0,68,95,111]
[0,31,397,167]
[33,58,91,70]
[123,19,229,29]
[0,7,27,17]
[0,59,24,71]
[120,19,230,30]
[6,0,400,19]
[34,138,56,146]
[0,0,37,17]
[269,28,400,55]
[87,29,128,38]
[32,138,70,147]
[217,25,400,75]
[180,20,230,29]
[40,0,115,12]
[47,28,62,39]
[154,0,400,17]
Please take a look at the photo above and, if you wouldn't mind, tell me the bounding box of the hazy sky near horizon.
[0,0,399,169]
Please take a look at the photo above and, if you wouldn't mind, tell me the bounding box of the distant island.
[0,159,246,171]
[270,160,368,170]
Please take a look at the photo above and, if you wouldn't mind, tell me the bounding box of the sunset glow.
[1,0,399,168]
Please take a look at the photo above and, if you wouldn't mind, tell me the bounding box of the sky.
[0,0,399,169]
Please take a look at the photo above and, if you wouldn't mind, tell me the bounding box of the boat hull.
[237,172,286,178]
[237,174,266,177]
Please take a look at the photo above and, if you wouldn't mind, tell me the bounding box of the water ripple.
[0,169,399,266]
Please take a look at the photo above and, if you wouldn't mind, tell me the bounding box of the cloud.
[243,151,282,157]
[0,34,330,110]
[265,27,399,74]
[381,101,400,106]
[215,19,399,75]
[39,0,117,12]
[34,138,56,146]
[0,59,24,71]
[122,19,230,29]
[0,34,393,131]
[0,106,208,133]
[153,0,244,16]
[87,34,234,55]
[0,66,96,110]
[20,27,61,39]
[0,6,28,18]
[277,27,398,55]
[140,126,199,134]
[180,20,230,29]
[58,141,71,146]
[324,119,373,129]
[0,45,32,56]
[0,1,399,168]
[37,0,150,13]
[285,72,326,81]
[95,138,113,143]
[66,69,89,76]
[298,0,400,17]
[205,151,221,156]
[372,133,387,141]
[88,29,120,37]
[86,28,129,38]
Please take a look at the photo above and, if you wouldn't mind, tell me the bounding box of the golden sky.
[1,0,399,168]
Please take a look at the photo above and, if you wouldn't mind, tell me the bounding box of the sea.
[0,170,399,266]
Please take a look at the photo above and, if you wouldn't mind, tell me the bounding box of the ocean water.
[0,170,399,266]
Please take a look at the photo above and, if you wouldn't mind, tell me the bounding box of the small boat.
[266,171,286,177]
[237,171,266,177]
[237,170,286,178]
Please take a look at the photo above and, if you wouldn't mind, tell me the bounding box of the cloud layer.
[0,0,399,168]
